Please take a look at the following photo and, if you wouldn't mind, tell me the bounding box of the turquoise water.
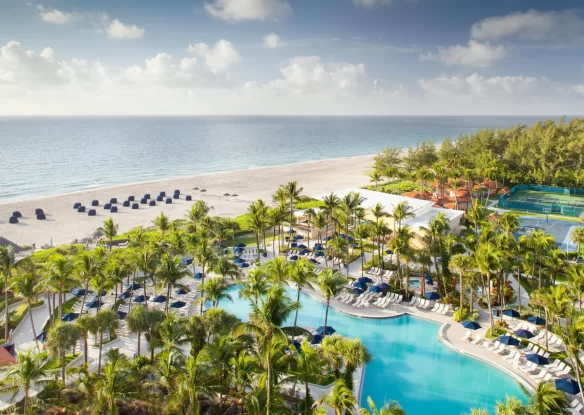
[218,286,525,415]
[0,116,559,202]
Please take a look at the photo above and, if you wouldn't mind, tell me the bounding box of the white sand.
[0,155,374,247]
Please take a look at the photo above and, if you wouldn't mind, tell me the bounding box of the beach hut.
[12,211,22,218]
[144,193,151,199]
[8,216,18,224]
[104,203,111,210]
[157,195,164,201]
[35,208,43,215]
[36,212,46,220]
[166,198,172,204]
[73,203,81,209]
[149,200,156,206]
[88,209,96,216]
[110,206,118,213]
[173,193,180,199]
[128,196,135,201]
[159,191,166,197]
[110,198,118,204]
[122,201,130,207]
[77,206,86,213]
[132,203,139,209]
[91,200,99,206]
[185,195,192,201]
[140,198,148,204]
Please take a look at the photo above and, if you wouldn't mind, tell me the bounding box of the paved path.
[508,275,530,307]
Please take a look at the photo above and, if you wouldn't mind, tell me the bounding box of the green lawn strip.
[43,296,80,332]
[0,296,23,313]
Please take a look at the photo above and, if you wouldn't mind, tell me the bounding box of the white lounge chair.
[461,330,473,342]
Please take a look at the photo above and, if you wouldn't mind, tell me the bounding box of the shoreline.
[0,154,375,247]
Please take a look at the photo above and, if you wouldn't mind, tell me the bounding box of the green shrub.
[31,245,85,265]
[295,200,326,210]
[453,307,469,323]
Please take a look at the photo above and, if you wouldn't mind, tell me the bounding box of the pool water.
[218,286,525,415]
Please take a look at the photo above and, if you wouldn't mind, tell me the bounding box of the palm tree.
[369,171,382,188]
[47,255,77,320]
[96,351,133,414]
[0,245,15,341]
[296,339,322,413]
[264,256,291,284]
[323,192,341,239]
[248,202,267,262]
[475,242,500,335]
[571,226,584,258]
[9,266,41,345]
[75,315,94,365]
[464,410,490,415]
[283,181,304,248]
[211,256,241,280]
[289,258,315,327]
[545,248,566,286]
[46,322,80,384]
[186,200,213,233]
[231,349,258,412]
[153,212,171,238]
[201,277,233,307]
[466,199,486,236]
[76,251,102,316]
[566,264,584,312]
[0,349,55,414]
[359,396,406,415]
[317,269,347,338]
[95,309,119,372]
[98,218,118,251]
[240,268,270,305]
[391,201,414,233]
[450,254,474,312]
[341,337,371,391]
[169,353,211,414]
[495,395,527,415]
[525,381,570,415]
[315,379,357,415]
[193,236,217,314]
[354,224,371,278]
[126,305,149,356]
[157,253,189,313]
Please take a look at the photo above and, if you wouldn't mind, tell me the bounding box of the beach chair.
[461,330,473,342]
[549,362,566,374]
[553,366,572,378]
[572,404,583,415]
[409,297,417,305]
[471,335,484,345]
[531,371,552,382]
[396,294,403,303]
[485,341,501,352]
[440,305,450,315]
[503,350,517,361]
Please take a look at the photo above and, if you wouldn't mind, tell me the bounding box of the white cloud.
[573,85,584,96]
[38,8,76,24]
[187,40,241,74]
[106,19,145,40]
[204,0,291,21]
[471,9,584,41]
[263,33,281,49]
[420,40,506,67]
[418,73,545,97]
[352,0,392,8]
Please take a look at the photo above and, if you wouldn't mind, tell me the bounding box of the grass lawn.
[494,206,581,223]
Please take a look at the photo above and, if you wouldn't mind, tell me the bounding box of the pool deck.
[299,286,538,397]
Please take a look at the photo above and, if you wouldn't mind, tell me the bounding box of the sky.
[0,0,583,115]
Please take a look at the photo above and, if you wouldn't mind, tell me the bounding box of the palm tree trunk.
[294,289,301,328]
[459,273,464,312]
[24,387,29,414]
[200,265,206,315]
[4,274,8,341]
[62,349,66,384]
[266,350,272,415]
[84,336,88,365]
[58,287,63,320]
[98,330,103,373]
[323,298,330,339]
[484,274,495,335]
[28,300,37,344]
[137,330,141,356]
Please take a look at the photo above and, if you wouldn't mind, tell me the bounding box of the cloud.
[471,9,584,41]
[37,7,77,24]
[204,0,291,21]
[420,40,506,67]
[263,33,281,49]
[573,85,584,96]
[187,40,241,74]
[106,19,145,40]
[352,0,392,8]
[418,73,545,97]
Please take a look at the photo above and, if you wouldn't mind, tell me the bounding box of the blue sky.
[0,0,583,115]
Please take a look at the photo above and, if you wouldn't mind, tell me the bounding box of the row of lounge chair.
[509,322,565,351]
[372,293,403,308]
[366,267,397,278]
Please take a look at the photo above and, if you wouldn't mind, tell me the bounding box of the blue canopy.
[175,288,187,295]
[352,287,364,294]
[118,292,131,299]
[152,295,167,303]
[377,283,390,290]
[181,256,193,265]
[286,229,297,234]
[311,334,323,345]
[126,283,142,290]
[72,288,87,296]
[236,243,247,248]
[315,251,324,257]
[425,292,441,300]
[502,309,520,318]
[294,235,304,240]
[324,236,333,241]
[528,316,545,325]
[498,335,520,346]
[298,244,307,249]
[358,276,373,283]
[462,321,481,330]
[133,295,150,303]
[313,245,324,250]
[426,274,434,285]
[170,301,186,308]
[234,257,245,264]
[514,329,534,339]
[61,312,79,322]
[526,353,549,365]
[291,242,297,248]
[315,326,335,336]
[239,263,250,268]
[193,272,203,279]
[85,299,102,309]
[555,378,580,394]
[234,247,244,253]
[36,331,47,343]
[352,281,367,289]
[300,249,310,255]
[289,255,299,261]
[117,311,127,319]
[369,286,383,293]
[385,249,393,254]
[292,339,302,353]
[309,259,318,264]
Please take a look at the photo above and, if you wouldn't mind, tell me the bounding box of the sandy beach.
[0,155,374,247]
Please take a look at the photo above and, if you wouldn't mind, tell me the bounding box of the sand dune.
[0,155,374,247]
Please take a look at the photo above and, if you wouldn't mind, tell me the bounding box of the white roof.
[405,207,465,230]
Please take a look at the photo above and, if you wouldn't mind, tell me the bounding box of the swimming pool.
[218,286,525,414]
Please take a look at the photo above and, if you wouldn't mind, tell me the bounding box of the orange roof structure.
[487,212,503,222]
[0,346,17,366]
[402,191,432,200]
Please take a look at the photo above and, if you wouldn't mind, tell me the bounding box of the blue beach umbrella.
[298,244,307,249]
[289,255,299,261]
[300,249,310,255]
[352,288,364,295]
[133,295,150,303]
[311,334,323,345]
[514,329,534,339]
[236,243,247,248]
[291,242,298,248]
[36,331,47,343]
[385,249,393,255]
[377,283,390,290]
[234,257,245,264]
[498,335,520,346]
[315,326,336,336]
[181,256,193,265]
[426,274,433,285]
[219,244,227,248]
[239,263,250,268]
[352,281,367,290]
[309,259,318,264]
[234,247,244,254]
[286,229,296,234]
[152,295,167,303]
[425,292,441,300]
[324,236,333,242]
[61,312,79,322]
[71,288,87,296]
[175,288,187,295]
[369,286,383,293]
[85,299,102,309]
[358,277,373,283]
[313,245,324,250]
[126,283,142,291]
[526,353,549,365]
[118,292,131,300]
[170,301,187,308]
[528,316,546,325]
[193,272,203,279]
[555,378,580,394]
[502,309,520,318]
[462,321,481,330]
[315,251,324,257]
[117,311,128,319]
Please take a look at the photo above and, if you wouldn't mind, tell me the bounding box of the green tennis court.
[499,185,584,217]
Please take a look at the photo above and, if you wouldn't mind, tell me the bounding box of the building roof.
[405,207,465,230]
[0,237,23,254]
[0,346,17,366]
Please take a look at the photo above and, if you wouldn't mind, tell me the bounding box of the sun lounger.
[439,305,450,315]
[572,404,583,415]
[409,297,417,305]
[531,371,552,382]
[503,350,518,361]
[554,367,572,378]
[431,303,440,312]
[462,330,473,342]
[471,335,483,345]
[485,341,501,352]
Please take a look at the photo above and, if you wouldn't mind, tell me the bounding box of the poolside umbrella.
[555,378,580,395]
[287,229,297,234]
[514,329,534,339]
[369,285,383,293]
[170,301,186,308]
[234,257,245,264]
[292,340,302,353]
[291,242,298,248]
[289,255,299,261]
[425,292,441,300]
[315,326,335,336]
[462,321,482,330]
[126,283,142,290]
[152,295,167,303]
[353,281,367,290]
[526,353,549,365]
[239,263,250,268]
[309,259,318,264]
[85,299,102,309]
[426,275,434,285]
[358,276,373,283]
[236,243,247,248]
[298,244,307,249]
[72,288,87,296]
[324,236,333,241]
[133,295,150,303]
[175,288,187,295]
[528,316,545,325]
[181,256,194,265]
[117,311,128,320]
[352,288,364,294]
[315,251,324,257]
[299,249,310,255]
[295,235,304,240]
[385,249,393,255]
[98,290,107,296]
[36,331,47,343]
[502,309,520,318]
[219,244,227,248]
[193,272,203,279]
[234,247,244,254]
[498,335,520,346]
[377,283,390,290]
[118,292,131,300]
[61,312,79,322]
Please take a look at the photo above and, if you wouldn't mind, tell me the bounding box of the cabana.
[88,209,96,216]
[36,212,46,220]
[157,195,164,202]
[110,206,118,213]
[12,211,22,218]
[110,198,118,204]
[140,198,148,204]
[185,195,192,201]
[35,208,43,215]
[91,200,99,206]
[174,189,180,195]
[73,202,81,209]
[123,201,131,207]
[144,193,151,199]
[104,203,111,209]
[159,191,166,197]
[77,206,86,213]
[166,198,172,204]
[149,200,156,206]
[128,196,135,201]
[8,216,18,224]
[132,203,139,209]
[173,193,180,199]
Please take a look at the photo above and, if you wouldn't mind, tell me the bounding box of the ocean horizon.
[0,115,568,202]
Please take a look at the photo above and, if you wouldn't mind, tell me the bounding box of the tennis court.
[499,185,584,217]
[516,218,583,252]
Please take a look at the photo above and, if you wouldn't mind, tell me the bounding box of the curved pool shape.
[217,286,525,414]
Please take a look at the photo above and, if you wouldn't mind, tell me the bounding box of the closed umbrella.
[462,321,481,330]
[425,292,441,300]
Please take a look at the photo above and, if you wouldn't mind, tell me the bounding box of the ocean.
[0,116,563,202]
